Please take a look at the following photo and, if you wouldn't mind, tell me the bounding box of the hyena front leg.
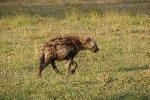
[66,59,72,74]
[66,59,78,74]
[71,60,77,74]
[51,61,62,75]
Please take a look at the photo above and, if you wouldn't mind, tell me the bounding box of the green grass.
[0,0,150,100]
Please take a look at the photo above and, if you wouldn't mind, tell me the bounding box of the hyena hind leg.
[38,60,50,78]
[51,61,62,75]
[38,64,44,78]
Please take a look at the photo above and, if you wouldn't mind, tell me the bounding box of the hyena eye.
[90,46,95,49]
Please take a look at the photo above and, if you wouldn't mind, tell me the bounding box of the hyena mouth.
[94,48,99,53]
[94,50,98,53]
[90,48,99,53]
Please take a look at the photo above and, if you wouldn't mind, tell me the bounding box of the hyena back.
[38,35,99,77]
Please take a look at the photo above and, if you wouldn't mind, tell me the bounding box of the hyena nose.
[94,47,99,53]
[97,47,99,51]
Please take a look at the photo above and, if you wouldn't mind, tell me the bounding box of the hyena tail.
[38,48,45,78]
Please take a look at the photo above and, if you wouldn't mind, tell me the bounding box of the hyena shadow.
[117,65,149,72]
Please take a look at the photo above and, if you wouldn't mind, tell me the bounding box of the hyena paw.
[71,69,76,74]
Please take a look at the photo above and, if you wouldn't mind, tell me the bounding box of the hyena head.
[81,37,99,53]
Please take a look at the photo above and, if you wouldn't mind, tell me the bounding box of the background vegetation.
[0,0,150,99]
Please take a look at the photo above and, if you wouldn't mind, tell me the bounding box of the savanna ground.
[0,0,150,100]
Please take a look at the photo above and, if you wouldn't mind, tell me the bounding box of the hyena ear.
[86,37,91,42]
[79,36,91,44]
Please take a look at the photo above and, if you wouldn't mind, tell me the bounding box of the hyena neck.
[69,36,88,51]
[74,39,87,51]
[71,39,81,51]
[80,44,88,50]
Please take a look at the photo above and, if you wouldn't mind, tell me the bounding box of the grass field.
[0,0,150,100]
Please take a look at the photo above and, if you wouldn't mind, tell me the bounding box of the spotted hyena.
[38,35,99,77]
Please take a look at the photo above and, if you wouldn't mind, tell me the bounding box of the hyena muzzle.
[38,35,99,77]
